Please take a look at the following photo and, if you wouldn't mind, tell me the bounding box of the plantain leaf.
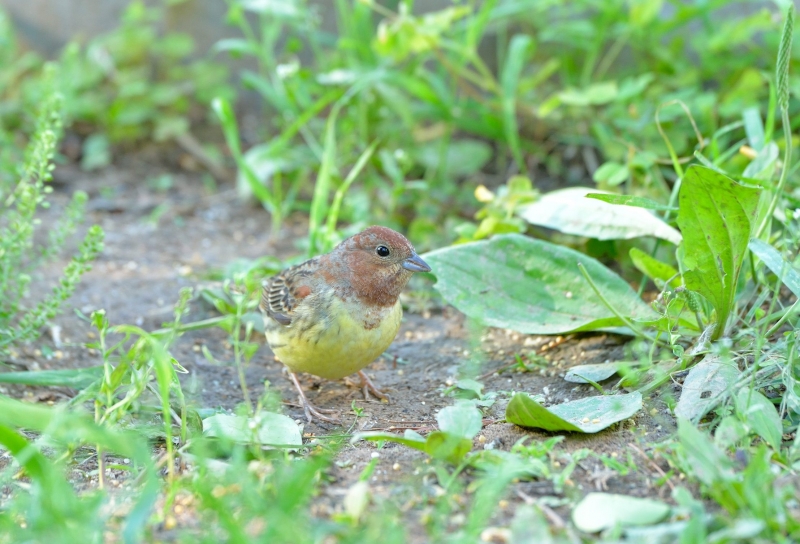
[677,166,761,339]
[674,354,740,423]
[519,187,681,244]
[506,392,642,433]
[424,234,656,335]
[572,493,670,533]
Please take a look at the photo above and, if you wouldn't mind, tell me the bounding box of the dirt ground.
[1,144,680,537]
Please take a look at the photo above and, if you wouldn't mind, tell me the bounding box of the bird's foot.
[289,372,340,424]
[358,370,389,403]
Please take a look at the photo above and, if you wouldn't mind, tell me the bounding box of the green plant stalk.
[756,4,794,238]
[755,108,792,239]
[323,140,379,240]
[577,262,654,341]
[211,97,274,208]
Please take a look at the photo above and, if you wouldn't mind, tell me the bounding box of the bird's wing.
[260,257,319,326]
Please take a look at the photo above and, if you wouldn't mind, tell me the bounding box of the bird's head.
[335,226,431,306]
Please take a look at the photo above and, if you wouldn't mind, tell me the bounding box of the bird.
[259,226,431,423]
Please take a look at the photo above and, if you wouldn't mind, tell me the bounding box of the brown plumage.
[259,226,431,423]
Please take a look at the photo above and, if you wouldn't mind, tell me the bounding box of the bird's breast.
[264,296,403,380]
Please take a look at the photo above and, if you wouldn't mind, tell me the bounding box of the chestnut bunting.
[260,226,431,422]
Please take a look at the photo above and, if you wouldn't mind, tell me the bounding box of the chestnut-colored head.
[332,226,431,306]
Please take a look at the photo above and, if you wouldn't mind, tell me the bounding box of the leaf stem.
[577,262,657,342]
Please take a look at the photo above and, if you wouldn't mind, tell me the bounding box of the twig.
[628,442,674,491]
[174,131,232,182]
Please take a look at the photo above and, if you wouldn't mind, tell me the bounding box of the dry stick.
[628,442,675,491]
[174,131,232,182]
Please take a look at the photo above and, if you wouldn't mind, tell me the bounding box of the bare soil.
[1,145,680,538]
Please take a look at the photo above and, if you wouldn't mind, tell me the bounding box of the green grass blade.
[500,34,532,173]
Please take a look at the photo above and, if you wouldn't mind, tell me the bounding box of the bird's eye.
[376,245,390,257]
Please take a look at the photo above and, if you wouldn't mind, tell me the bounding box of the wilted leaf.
[677,166,761,339]
[674,355,740,422]
[519,188,681,244]
[424,234,656,335]
[572,492,670,533]
[203,412,302,447]
[506,392,642,433]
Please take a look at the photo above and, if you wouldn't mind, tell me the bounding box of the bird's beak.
[402,252,432,273]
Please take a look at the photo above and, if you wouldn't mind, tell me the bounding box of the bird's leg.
[358,370,389,402]
[289,372,340,424]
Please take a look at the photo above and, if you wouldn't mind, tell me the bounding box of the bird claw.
[358,370,389,403]
[298,396,340,424]
[289,372,341,424]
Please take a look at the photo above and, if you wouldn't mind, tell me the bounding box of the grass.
[1,0,800,542]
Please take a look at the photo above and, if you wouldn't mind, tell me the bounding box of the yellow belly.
[266,298,402,380]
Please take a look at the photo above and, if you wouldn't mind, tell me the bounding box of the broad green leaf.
[564,362,634,384]
[203,412,302,448]
[674,355,740,422]
[677,166,761,339]
[735,389,782,450]
[424,234,656,335]
[506,392,642,433]
[0,366,103,388]
[519,188,681,244]
[586,192,677,212]
[748,238,800,297]
[629,248,680,287]
[436,403,483,439]
[572,493,670,533]
[677,418,736,486]
[424,431,473,464]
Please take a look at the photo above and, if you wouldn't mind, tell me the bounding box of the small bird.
[259,226,431,423]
